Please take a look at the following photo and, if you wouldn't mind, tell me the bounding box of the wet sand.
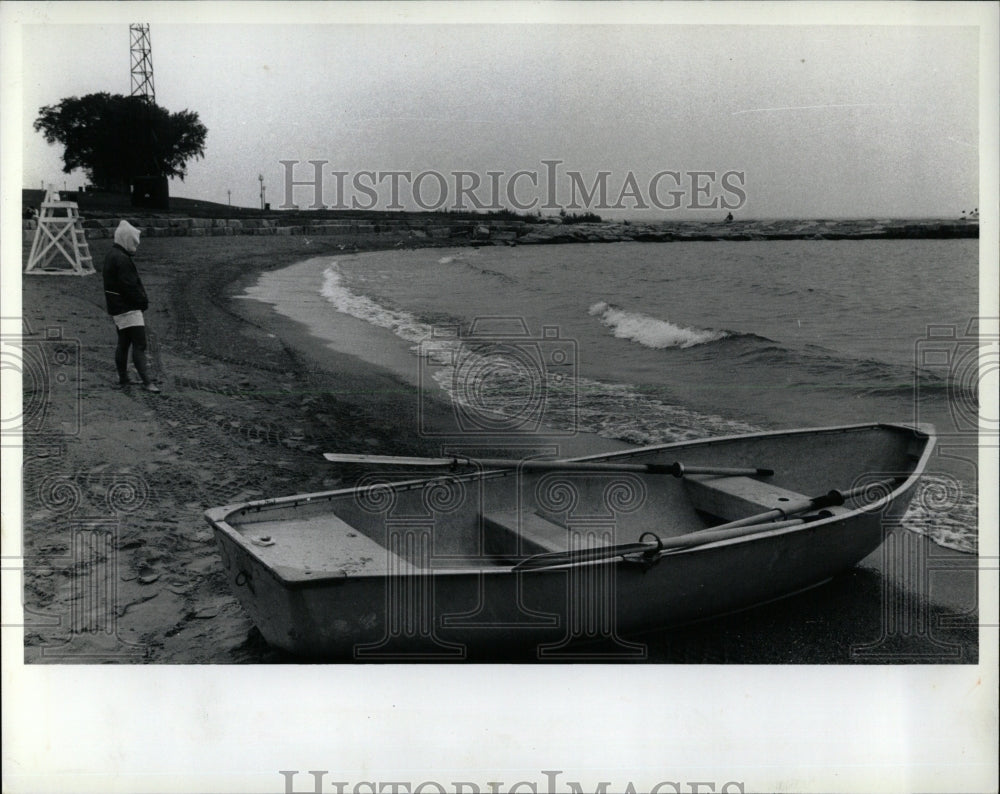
[19,235,978,663]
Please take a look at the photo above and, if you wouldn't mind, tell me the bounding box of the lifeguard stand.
[24,191,95,276]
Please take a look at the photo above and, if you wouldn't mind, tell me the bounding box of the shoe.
[118,379,134,387]
[143,383,161,393]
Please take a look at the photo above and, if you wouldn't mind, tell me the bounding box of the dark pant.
[115,325,153,384]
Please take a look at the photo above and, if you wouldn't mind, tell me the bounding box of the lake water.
[246,239,981,553]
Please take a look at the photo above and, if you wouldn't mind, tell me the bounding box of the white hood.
[114,220,141,253]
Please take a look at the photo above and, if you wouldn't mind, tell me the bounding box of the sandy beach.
[19,234,979,663]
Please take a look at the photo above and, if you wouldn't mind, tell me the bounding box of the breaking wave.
[320,264,431,345]
[589,301,730,349]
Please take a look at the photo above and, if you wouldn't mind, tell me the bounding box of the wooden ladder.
[25,195,95,276]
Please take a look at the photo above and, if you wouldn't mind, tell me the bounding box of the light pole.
[258,174,265,211]
[227,189,231,206]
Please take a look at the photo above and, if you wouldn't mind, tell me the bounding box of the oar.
[712,477,904,529]
[513,517,811,571]
[323,452,773,479]
[512,476,903,571]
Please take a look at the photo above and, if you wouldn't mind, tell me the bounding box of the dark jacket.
[103,244,149,316]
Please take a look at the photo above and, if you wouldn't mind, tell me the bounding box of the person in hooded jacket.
[103,220,160,392]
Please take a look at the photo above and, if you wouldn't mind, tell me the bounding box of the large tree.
[34,93,208,193]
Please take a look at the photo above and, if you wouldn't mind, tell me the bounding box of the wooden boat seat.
[482,509,610,561]
[683,475,850,523]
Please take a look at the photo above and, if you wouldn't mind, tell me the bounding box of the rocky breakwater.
[21,214,978,245]
[516,217,980,244]
[20,215,528,244]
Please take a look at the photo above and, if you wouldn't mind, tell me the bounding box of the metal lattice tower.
[129,24,155,103]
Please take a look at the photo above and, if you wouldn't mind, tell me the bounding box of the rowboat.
[204,422,934,660]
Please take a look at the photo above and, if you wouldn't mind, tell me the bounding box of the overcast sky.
[9,8,987,219]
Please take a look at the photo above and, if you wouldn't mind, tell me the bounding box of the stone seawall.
[21,215,978,245]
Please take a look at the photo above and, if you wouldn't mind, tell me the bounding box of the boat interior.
[216,424,930,579]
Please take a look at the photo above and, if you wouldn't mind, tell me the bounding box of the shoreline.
[232,252,631,459]
[19,235,979,663]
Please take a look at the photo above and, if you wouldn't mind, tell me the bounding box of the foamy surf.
[900,475,978,553]
[321,265,433,346]
[589,301,729,349]
[320,265,754,444]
